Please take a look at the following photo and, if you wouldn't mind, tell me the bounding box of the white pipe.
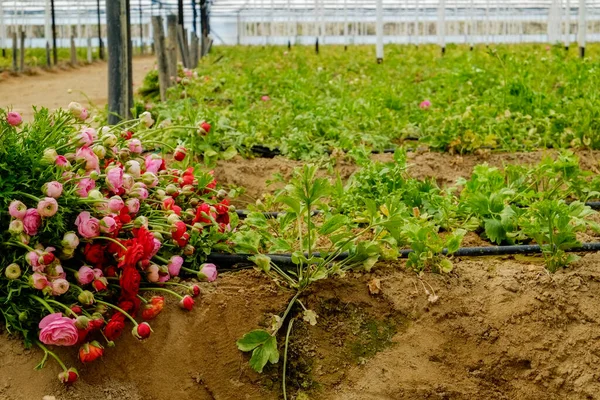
[375,0,383,61]
[343,0,347,46]
[438,0,446,49]
[0,0,4,51]
[577,0,586,48]
[564,0,571,46]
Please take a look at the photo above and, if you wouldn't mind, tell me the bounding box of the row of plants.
[137,43,600,161]
[0,47,101,72]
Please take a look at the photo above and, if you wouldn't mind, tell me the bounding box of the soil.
[0,57,156,120]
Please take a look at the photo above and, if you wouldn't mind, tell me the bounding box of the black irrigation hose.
[236,203,600,219]
[209,242,600,268]
[249,145,401,158]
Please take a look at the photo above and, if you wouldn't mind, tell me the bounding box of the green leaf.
[249,336,279,373]
[484,218,506,244]
[278,196,302,214]
[318,214,349,235]
[236,329,271,352]
[439,258,454,273]
[221,146,238,160]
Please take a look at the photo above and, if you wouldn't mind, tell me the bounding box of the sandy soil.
[0,57,156,120]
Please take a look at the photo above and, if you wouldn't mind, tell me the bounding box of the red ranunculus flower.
[79,341,104,363]
[171,221,187,240]
[193,203,214,224]
[175,232,190,247]
[104,313,126,341]
[119,266,141,306]
[142,296,165,320]
[133,227,156,260]
[181,167,195,186]
[119,242,145,269]
[84,243,107,267]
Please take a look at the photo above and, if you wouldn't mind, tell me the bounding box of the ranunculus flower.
[55,155,70,168]
[146,264,160,283]
[198,263,218,282]
[125,160,141,178]
[139,111,154,128]
[167,255,184,276]
[58,367,79,384]
[144,154,163,174]
[261,95,270,101]
[79,341,104,363]
[106,167,124,192]
[31,272,50,290]
[419,99,431,109]
[42,181,63,198]
[122,173,134,191]
[104,313,126,340]
[8,200,27,219]
[23,208,42,236]
[38,197,59,218]
[6,111,22,126]
[92,144,106,159]
[8,219,24,235]
[4,263,21,279]
[128,139,143,153]
[75,211,100,238]
[76,266,95,285]
[107,196,125,212]
[99,216,117,234]
[92,278,108,291]
[132,322,152,340]
[42,148,58,164]
[68,101,88,120]
[142,296,165,320]
[77,127,97,146]
[198,121,211,135]
[51,278,70,295]
[76,178,96,197]
[26,250,42,269]
[179,295,195,311]
[61,232,80,249]
[125,198,140,214]
[78,290,95,305]
[190,284,201,297]
[38,313,78,346]
[75,146,100,171]
[174,146,186,161]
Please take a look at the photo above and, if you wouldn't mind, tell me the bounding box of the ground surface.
[0,57,156,120]
[2,150,600,399]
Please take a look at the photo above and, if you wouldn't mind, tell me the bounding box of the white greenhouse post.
[343,0,348,48]
[77,1,82,46]
[375,0,383,62]
[469,0,475,49]
[564,0,571,49]
[270,0,274,43]
[0,0,4,55]
[415,0,420,45]
[320,0,325,44]
[577,0,586,57]
[438,0,446,54]
[485,0,490,45]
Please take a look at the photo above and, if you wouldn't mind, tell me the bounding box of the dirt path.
[0,57,156,119]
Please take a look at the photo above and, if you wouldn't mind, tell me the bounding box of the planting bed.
[2,150,600,400]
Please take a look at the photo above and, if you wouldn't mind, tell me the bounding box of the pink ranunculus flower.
[106,166,124,192]
[38,313,78,346]
[23,209,42,236]
[38,197,59,218]
[75,211,100,238]
[76,127,97,147]
[47,264,66,280]
[125,160,141,178]
[51,278,70,296]
[122,173,134,191]
[128,139,143,154]
[76,178,96,197]
[261,95,270,102]
[76,266,95,285]
[419,99,432,110]
[146,264,160,283]
[99,216,117,234]
[31,272,50,290]
[150,238,162,258]
[68,102,88,121]
[42,181,63,198]
[92,268,104,279]
[26,250,42,269]
[131,186,149,200]
[8,200,27,219]
[61,231,80,249]
[125,198,140,214]
[198,263,218,282]
[7,111,23,126]
[55,155,70,168]
[167,255,184,277]
[75,146,100,171]
[144,154,163,174]
[107,196,125,213]
[139,111,155,128]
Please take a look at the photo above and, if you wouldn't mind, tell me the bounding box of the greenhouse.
[2,0,600,399]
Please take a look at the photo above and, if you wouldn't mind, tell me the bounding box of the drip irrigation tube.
[249,145,400,158]
[208,242,600,268]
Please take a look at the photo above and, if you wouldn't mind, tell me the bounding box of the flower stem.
[138,287,183,300]
[36,341,68,372]
[92,236,127,251]
[44,299,78,317]
[29,295,56,314]
[95,300,138,326]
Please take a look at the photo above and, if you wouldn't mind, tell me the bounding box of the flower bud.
[167,213,180,225]
[78,290,95,305]
[79,341,104,363]
[132,322,152,340]
[74,315,91,330]
[134,216,149,228]
[152,232,164,241]
[92,144,107,159]
[94,304,109,314]
[183,244,195,256]
[61,231,80,249]
[179,295,195,311]
[141,172,158,187]
[18,311,28,322]
[4,263,21,279]
[198,263,218,282]
[190,284,201,298]
[181,185,195,196]
[165,184,178,195]
[8,219,24,235]
[58,367,79,384]
[102,133,118,147]
[88,170,100,181]
[42,148,58,164]
[217,189,228,199]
